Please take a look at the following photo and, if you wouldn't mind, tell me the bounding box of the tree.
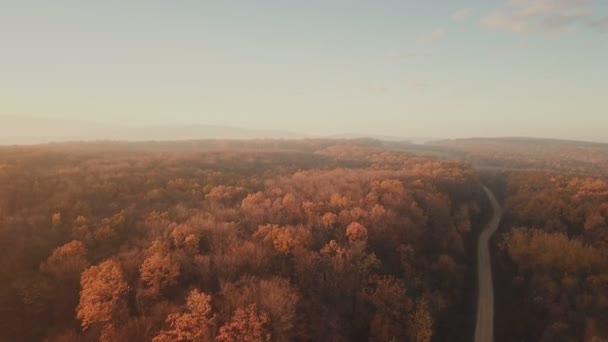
[40,240,89,281]
[51,212,62,229]
[407,299,433,342]
[216,304,271,342]
[140,253,180,298]
[258,278,299,341]
[254,224,311,255]
[76,260,129,331]
[171,224,200,255]
[365,276,411,341]
[40,240,90,326]
[220,277,299,341]
[321,212,337,229]
[154,290,216,342]
[346,222,368,244]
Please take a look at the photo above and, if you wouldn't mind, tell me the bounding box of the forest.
[0,140,488,342]
[2,138,607,342]
[483,170,608,342]
[437,138,608,342]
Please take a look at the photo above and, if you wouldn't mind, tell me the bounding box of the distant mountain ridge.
[3,115,605,146]
[0,115,434,145]
[0,115,305,144]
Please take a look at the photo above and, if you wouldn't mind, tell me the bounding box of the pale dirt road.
[474,186,502,342]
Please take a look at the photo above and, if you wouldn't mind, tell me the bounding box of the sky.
[1,0,607,141]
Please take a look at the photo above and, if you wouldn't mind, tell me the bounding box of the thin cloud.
[411,81,430,91]
[400,51,432,58]
[589,16,608,31]
[386,50,432,60]
[451,8,474,22]
[487,40,529,55]
[482,0,602,34]
[417,28,447,44]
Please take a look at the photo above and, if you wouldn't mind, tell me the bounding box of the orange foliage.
[0,140,487,341]
[76,260,129,330]
[154,290,216,342]
[216,305,271,342]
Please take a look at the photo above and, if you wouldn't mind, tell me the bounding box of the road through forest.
[474,186,502,342]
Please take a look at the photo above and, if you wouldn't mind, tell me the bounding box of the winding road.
[474,186,502,342]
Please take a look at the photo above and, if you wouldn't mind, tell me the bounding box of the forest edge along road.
[474,186,502,342]
[475,186,502,342]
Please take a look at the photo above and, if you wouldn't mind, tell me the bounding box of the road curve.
[474,186,502,342]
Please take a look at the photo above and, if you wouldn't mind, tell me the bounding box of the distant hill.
[326,133,405,141]
[426,137,608,176]
[428,137,608,157]
[429,137,608,148]
[325,133,437,144]
[0,115,304,144]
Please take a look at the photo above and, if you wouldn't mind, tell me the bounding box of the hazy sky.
[1,1,607,140]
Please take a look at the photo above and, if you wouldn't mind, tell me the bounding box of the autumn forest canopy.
[0,138,607,342]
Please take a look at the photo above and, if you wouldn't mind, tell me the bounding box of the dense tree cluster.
[422,137,608,341]
[484,171,608,342]
[0,140,486,341]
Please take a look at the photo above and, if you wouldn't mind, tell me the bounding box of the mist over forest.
[1,138,607,341]
[3,1,608,341]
